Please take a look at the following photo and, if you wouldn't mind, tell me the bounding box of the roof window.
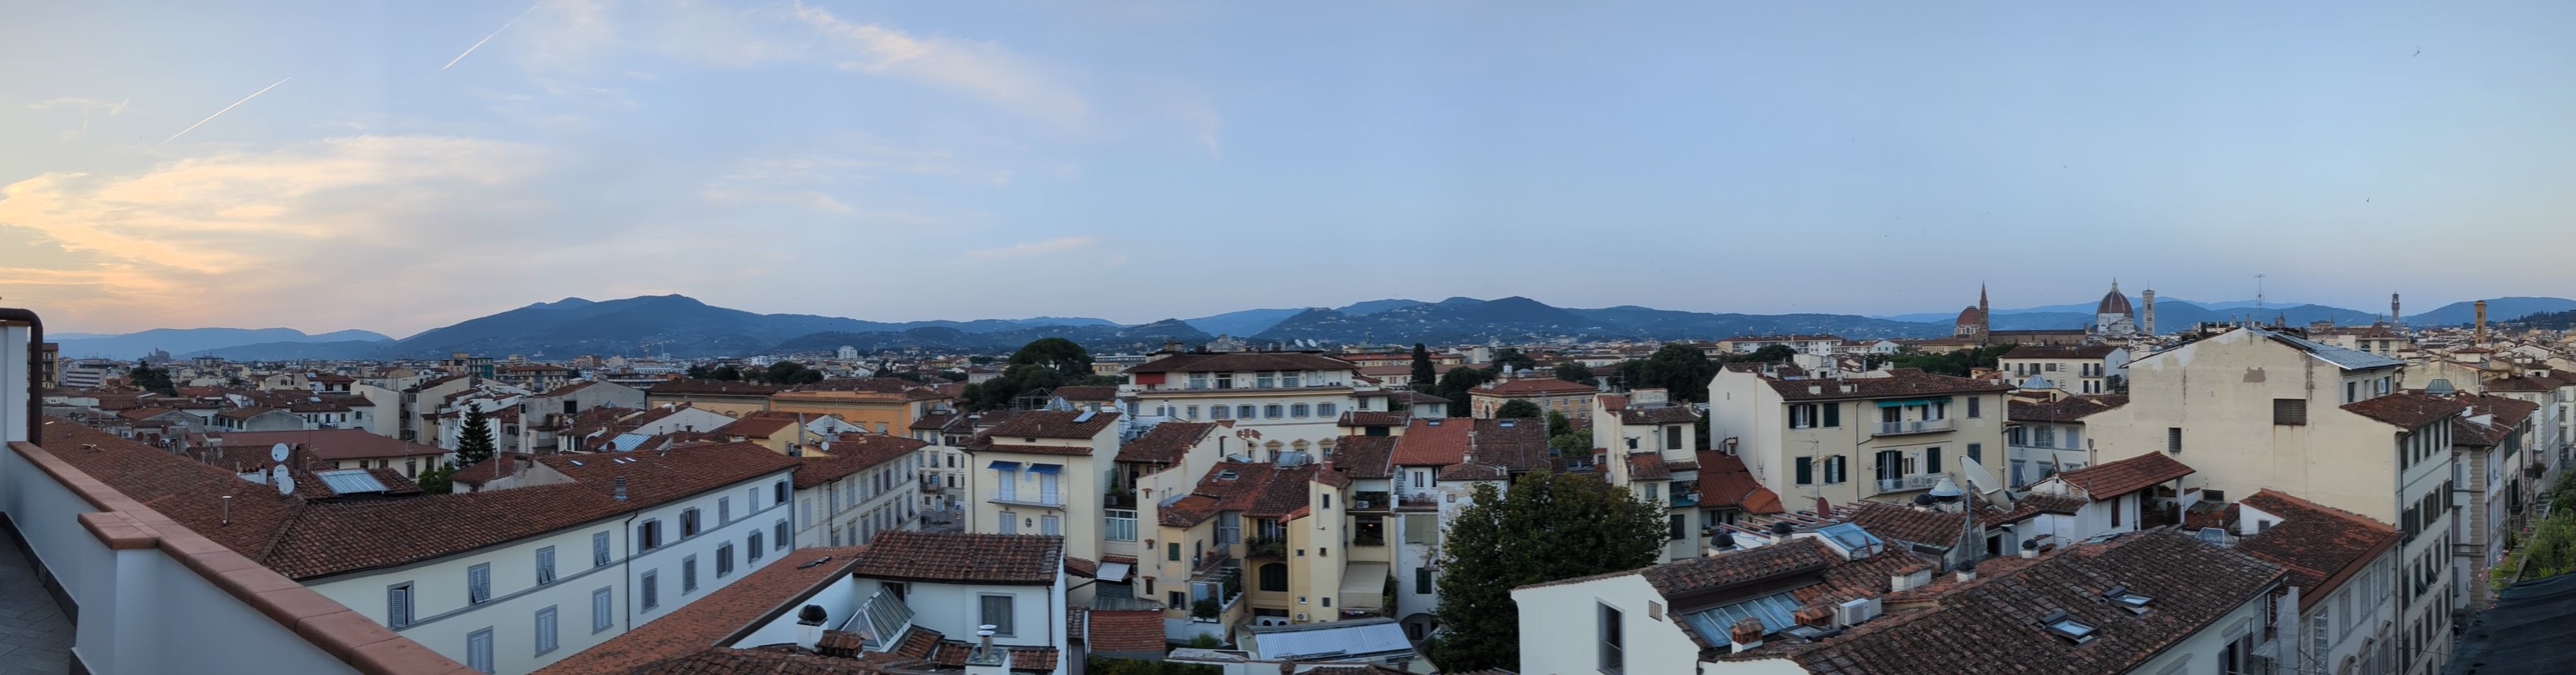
[2040,610,2097,644]
[2102,585,2154,614]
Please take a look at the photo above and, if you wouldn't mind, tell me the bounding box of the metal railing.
[1874,419,1955,437]
[1873,474,1942,495]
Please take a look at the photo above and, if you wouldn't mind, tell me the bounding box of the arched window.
[1259,563,1289,592]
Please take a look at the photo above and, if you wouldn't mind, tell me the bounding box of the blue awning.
[987,461,1022,471]
[1876,398,1944,408]
[1025,463,1062,475]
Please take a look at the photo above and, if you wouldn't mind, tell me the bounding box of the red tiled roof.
[2008,395,2129,423]
[1621,404,1700,425]
[1329,435,1398,480]
[534,547,868,675]
[1847,502,1972,549]
[712,416,797,439]
[1050,385,1117,402]
[977,409,1120,441]
[849,532,1062,585]
[1997,344,2123,360]
[1337,411,1411,427]
[1625,454,1671,481]
[2339,391,2461,430]
[1477,378,1598,396]
[1161,462,1331,527]
[794,434,929,489]
[2053,452,2194,501]
[1389,419,1469,466]
[1696,452,1776,513]
[1122,351,1357,374]
[1085,609,1167,654]
[2236,489,2400,611]
[973,443,1098,457]
[647,379,783,396]
[2456,394,2540,447]
[197,428,452,461]
[1119,421,1214,465]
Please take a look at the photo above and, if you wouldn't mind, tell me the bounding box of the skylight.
[2040,610,2097,644]
[2102,585,2154,614]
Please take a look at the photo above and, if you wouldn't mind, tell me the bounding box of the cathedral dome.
[1956,305,1985,326]
[2096,285,2134,316]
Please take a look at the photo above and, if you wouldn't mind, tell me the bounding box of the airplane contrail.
[443,1,544,72]
[156,77,290,148]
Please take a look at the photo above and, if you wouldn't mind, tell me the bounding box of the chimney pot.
[1955,569,1978,583]
[1730,618,1767,652]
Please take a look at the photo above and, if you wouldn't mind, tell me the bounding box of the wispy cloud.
[26,98,131,139]
[964,236,1098,262]
[791,1,1088,127]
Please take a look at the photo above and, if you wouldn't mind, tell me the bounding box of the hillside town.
[7,285,2576,675]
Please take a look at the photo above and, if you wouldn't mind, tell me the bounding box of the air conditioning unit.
[1295,613,1309,622]
[1836,597,1882,627]
[1354,501,1372,510]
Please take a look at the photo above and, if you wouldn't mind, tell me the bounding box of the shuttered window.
[683,556,699,592]
[1795,457,1814,485]
[388,584,413,629]
[593,532,610,567]
[2274,398,2308,426]
[774,519,790,549]
[534,606,560,655]
[468,564,492,605]
[719,497,732,525]
[1927,448,1942,474]
[592,587,614,633]
[717,544,736,577]
[642,571,660,609]
[748,532,765,562]
[536,546,556,585]
[467,628,495,674]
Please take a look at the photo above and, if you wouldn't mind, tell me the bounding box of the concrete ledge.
[10,440,472,675]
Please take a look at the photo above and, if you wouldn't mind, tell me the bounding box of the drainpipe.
[1,307,41,443]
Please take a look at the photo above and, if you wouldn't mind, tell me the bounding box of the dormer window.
[2040,610,2097,644]
[2102,585,2153,614]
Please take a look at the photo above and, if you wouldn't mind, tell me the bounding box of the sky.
[4,1,2574,337]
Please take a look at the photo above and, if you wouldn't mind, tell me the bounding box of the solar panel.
[314,469,388,495]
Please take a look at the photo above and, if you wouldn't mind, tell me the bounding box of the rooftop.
[533,547,869,675]
[2050,452,2194,502]
[1122,351,1357,375]
[2008,395,2129,423]
[2234,489,2399,611]
[847,531,1063,586]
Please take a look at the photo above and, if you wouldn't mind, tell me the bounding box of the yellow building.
[767,378,955,435]
[1143,460,1355,633]
[1467,376,1599,419]
[643,379,781,417]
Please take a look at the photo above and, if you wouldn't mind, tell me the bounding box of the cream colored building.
[1705,365,2012,508]
[1995,344,2128,395]
[1593,389,1711,561]
[1120,351,1364,460]
[2079,327,2458,674]
[962,409,1121,567]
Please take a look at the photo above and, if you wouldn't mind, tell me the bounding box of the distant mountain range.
[56,293,2575,361]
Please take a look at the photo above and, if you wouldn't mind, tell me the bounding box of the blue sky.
[4,1,2573,335]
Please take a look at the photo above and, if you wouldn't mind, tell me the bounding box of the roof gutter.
[1,307,41,443]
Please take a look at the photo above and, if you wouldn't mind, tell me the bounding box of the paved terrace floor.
[0,537,73,674]
[2448,572,2576,675]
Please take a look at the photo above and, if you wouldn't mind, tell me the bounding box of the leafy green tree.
[130,363,177,395]
[759,361,825,385]
[961,338,1122,411]
[1746,344,1799,363]
[1554,361,1597,386]
[1494,399,1543,419]
[1409,343,1437,387]
[415,462,456,495]
[709,365,744,381]
[1546,410,1571,438]
[1548,429,1593,456]
[1887,344,2013,377]
[1616,343,1718,403]
[1488,347,1538,374]
[1427,473,1666,671]
[1434,366,1495,417]
[1009,337,1096,379]
[454,403,497,468]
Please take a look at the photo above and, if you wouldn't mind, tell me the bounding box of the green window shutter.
[1823,404,1839,428]
[1795,457,1814,485]
[1927,448,1942,474]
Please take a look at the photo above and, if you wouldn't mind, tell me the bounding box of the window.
[1668,514,1687,540]
[683,508,702,536]
[1968,396,1981,419]
[1354,515,1385,545]
[640,519,663,549]
[1257,372,1277,389]
[388,583,414,629]
[1169,542,1182,561]
[2275,398,2309,426]
[1823,455,1846,484]
[1284,372,1303,387]
[1600,603,1625,673]
[1968,443,1983,465]
[468,563,492,605]
[717,544,736,577]
[2346,381,2359,404]
[537,546,557,585]
[1789,404,1818,429]
[2111,496,2124,527]
[682,555,699,592]
[749,532,764,561]
[1238,404,1254,419]
[1212,406,1229,420]
[980,595,1016,636]
[1186,405,1199,420]
[1795,456,1814,485]
[1292,404,1310,417]
[535,606,560,655]
[719,497,732,524]
[593,532,611,567]
[774,480,789,504]
[1667,426,1683,450]
[593,586,614,633]
[2167,428,2183,453]
[642,570,660,609]
[467,628,495,674]
[1260,563,1289,591]
[1265,404,1283,419]
[1415,567,1433,593]
[1926,447,1942,474]
[1319,402,1337,417]
[774,519,789,549]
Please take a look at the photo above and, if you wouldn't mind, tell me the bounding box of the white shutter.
[389,585,412,628]
[593,532,610,567]
[593,587,614,632]
[468,564,491,603]
[537,547,556,584]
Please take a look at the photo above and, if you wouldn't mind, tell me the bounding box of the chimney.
[614,476,628,501]
[2020,539,2040,558]
[1729,618,1766,652]
[977,625,997,655]
[1955,567,1977,583]
[1793,603,1835,628]
[2475,300,2489,344]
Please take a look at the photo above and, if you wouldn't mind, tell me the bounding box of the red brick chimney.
[1730,618,1767,652]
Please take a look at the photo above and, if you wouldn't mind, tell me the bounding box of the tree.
[1554,361,1597,386]
[1887,344,2013,377]
[1433,366,1495,417]
[416,462,456,495]
[962,338,1122,411]
[1746,344,1799,363]
[1494,399,1543,420]
[1008,337,1096,379]
[759,361,824,385]
[1616,343,1718,403]
[130,363,176,396]
[708,365,744,381]
[1409,343,1437,387]
[1427,473,1666,671]
[1548,429,1593,456]
[1488,347,1538,375]
[1546,410,1571,438]
[454,403,497,469]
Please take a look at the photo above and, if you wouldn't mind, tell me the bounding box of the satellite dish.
[1955,454,2008,504]
[273,465,295,496]
[270,443,291,463]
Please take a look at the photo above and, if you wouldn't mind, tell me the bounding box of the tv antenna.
[2253,274,2268,316]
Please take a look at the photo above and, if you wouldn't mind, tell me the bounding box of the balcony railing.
[1873,474,1942,495]
[1875,419,1955,437]
[1245,535,1288,560]
[1670,482,1700,508]
[1352,491,1391,511]
[1396,493,1441,511]
[988,493,1065,508]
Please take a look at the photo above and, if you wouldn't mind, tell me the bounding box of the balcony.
[1352,491,1391,512]
[1245,534,1288,560]
[1873,474,1942,495]
[1874,419,1955,437]
[1396,493,1441,512]
[1670,482,1700,508]
[988,489,1064,509]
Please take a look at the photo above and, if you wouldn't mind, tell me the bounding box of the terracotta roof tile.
[1336,411,1411,427]
[647,379,783,396]
[1329,435,1398,480]
[1620,404,1700,425]
[712,416,798,439]
[1119,422,1214,465]
[535,547,868,675]
[1122,352,1356,375]
[2236,490,2399,611]
[2053,452,2194,501]
[197,428,449,461]
[1477,378,1598,396]
[2339,391,2461,430]
[1389,419,1470,466]
[1084,609,1167,654]
[1625,454,1671,481]
[794,434,929,489]
[849,532,1062,585]
[977,409,1120,441]
[2008,395,2130,423]
[1050,385,1117,402]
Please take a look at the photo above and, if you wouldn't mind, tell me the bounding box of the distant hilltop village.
[5,288,2574,675]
